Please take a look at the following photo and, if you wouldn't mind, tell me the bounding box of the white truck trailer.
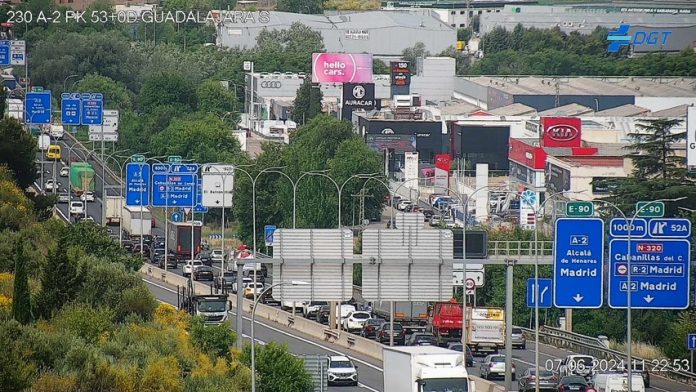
[104,196,124,225]
[383,346,475,392]
[121,205,152,236]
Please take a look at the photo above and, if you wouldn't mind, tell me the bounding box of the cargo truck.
[383,346,475,392]
[178,283,230,325]
[121,205,152,237]
[168,221,203,261]
[373,301,429,325]
[70,162,96,196]
[428,300,505,354]
[104,196,124,225]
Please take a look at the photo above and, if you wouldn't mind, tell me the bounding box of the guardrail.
[519,325,696,386]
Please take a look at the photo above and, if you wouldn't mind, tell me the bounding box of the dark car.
[150,247,166,263]
[421,209,435,220]
[407,332,438,346]
[376,323,405,345]
[518,368,558,392]
[446,343,474,367]
[360,318,386,339]
[557,375,589,392]
[214,271,236,291]
[193,265,214,281]
[157,252,177,270]
[121,240,134,253]
[133,243,151,258]
[260,288,281,305]
[197,251,213,266]
[317,304,331,324]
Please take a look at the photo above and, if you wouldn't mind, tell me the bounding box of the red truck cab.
[429,299,463,346]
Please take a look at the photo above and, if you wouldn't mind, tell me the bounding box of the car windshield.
[512,328,522,334]
[561,376,587,385]
[330,360,353,369]
[352,312,370,319]
[421,378,469,392]
[449,344,463,351]
[385,324,403,331]
[197,300,226,312]
[490,356,505,363]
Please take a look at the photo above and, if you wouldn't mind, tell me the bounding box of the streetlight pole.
[251,280,308,392]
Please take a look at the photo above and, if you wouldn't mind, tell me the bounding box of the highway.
[37,133,694,392]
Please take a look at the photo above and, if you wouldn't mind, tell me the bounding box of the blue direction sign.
[125,163,150,206]
[0,41,9,66]
[646,218,691,239]
[80,93,104,125]
[152,163,170,173]
[609,218,648,238]
[265,225,277,247]
[61,93,81,125]
[527,278,552,308]
[152,173,196,207]
[193,180,208,213]
[25,91,52,124]
[553,218,604,308]
[171,212,183,223]
[689,334,696,350]
[169,163,199,174]
[609,238,690,309]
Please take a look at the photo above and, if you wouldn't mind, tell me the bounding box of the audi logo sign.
[546,124,579,141]
[260,81,282,88]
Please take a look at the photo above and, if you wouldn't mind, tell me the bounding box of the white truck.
[383,346,475,392]
[104,196,124,225]
[468,308,505,355]
[121,205,152,236]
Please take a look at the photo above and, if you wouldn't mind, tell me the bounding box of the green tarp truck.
[70,162,95,195]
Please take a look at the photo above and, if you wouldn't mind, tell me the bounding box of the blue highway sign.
[152,173,196,207]
[647,218,691,238]
[0,42,9,66]
[689,334,696,350]
[80,93,103,125]
[60,93,81,125]
[152,163,170,173]
[527,278,552,308]
[25,91,52,124]
[171,212,183,223]
[170,163,199,173]
[193,180,208,213]
[554,218,604,308]
[125,163,150,207]
[609,238,690,309]
[609,218,648,238]
[265,225,277,247]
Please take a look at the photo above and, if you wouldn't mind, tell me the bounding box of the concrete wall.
[410,57,456,103]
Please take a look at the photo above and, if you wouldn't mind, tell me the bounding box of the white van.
[49,124,65,140]
[593,373,645,392]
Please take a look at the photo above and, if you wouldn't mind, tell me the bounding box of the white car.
[69,201,84,215]
[302,301,328,319]
[232,276,253,294]
[328,355,358,386]
[57,193,70,203]
[480,354,515,380]
[341,311,371,332]
[80,191,95,202]
[397,200,412,211]
[59,166,69,177]
[79,216,95,223]
[182,260,203,277]
[210,249,226,262]
[243,282,265,299]
[44,179,60,192]
[281,300,308,312]
[339,304,357,325]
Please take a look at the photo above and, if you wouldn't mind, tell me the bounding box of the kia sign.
[312,53,373,84]
[541,117,582,148]
[390,61,411,86]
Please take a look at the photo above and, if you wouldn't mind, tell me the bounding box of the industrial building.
[215,10,456,57]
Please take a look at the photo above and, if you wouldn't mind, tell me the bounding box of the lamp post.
[63,74,79,92]
[251,280,309,392]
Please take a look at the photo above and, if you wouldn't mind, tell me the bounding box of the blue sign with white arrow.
[0,42,10,66]
[125,163,150,207]
[609,218,648,238]
[152,173,197,207]
[527,278,552,308]
[553,218,604,308]
[61,93,81,125]
[80,93,103,125]
[25,91,52,124]
[646,218,691,239]
[171,211,183,223]
[609,238,690,309]
[193,180,208,213]
[265,225,276,247]
[688,333,696,350]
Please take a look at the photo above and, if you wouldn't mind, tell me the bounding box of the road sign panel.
[201,164,235,207]
[171,212,183,222]
[646,218,691,238]
[152,173,196,207]
[0,43,9,66]
[193,180,208,213]
[553,218,604,308]
[131,154,145,163]
[265,225,276,247]
[453,269,485,287]
[125,163,150,207]
[609,239,690,309]
[566,201,594,217]
[60,93,81,125]
[152,163,170,172]
[689,333,696,350]
[609,218,648,238]
[25,91,52,124]
[168,155,182,163]
[169,163,199,173]
[636,201,665,218]
[527,278,552,308]
[80,93,103,125]
[10,40,25,65]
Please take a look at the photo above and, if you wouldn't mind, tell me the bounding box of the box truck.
[168,221,203,261]
[373,301,429,325]
[121,205,152,236]
[70,162,96,196]
[428,300,505,354]
[104,196,124,225]
[383,346,475,392]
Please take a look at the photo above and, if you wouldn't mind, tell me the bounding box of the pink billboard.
[312,53,373,83]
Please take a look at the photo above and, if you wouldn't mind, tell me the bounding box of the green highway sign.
[131,154,145,163]
[31,86,44,92]
[566,201,594,217]
[168,155,182,163]
[636,201,665,218]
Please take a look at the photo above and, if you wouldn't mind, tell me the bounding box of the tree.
[11,237,32,324]
[291,77,323,125]
[0,167,35,231]
[196,80,238,118]
[0,320,36,392]
[276,0,323,14]
[74,74,134,112]
[457,28,471,42]
[372,59,390,74]
[241,342,313,392]
[138,71,197,114]
[190,317,236,359]
[254,23,324,73]
[625,119,685,179]
[0,86,6,118]
[35,238,82,319]
[402,42,430,73]
[0,118,37,189]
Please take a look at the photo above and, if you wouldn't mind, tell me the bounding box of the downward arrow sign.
[644,295,654,303]
[573,294,584,303]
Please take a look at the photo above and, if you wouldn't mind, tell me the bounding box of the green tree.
[373,59,390,74]
[276,0,323,14]
[457,28,471,42]
[0,86,6,118]
[0,118,37,189]
[11,237,33,324]
[0,320,36,392]
[625,119,685,179]
[663,311,696,359]
[190,317,236,358]
[241,342,313,392]
[402,42,430,73]
[138,71,197,114]
[291,77,323,125]
[74,74,134,112]
[254,23,324,73]
[52,303,114,344]
[196,80,238,118]
[35,238,82,319]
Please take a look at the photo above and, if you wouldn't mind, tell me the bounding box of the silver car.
[511,327,526,349]
[480,354,516,380]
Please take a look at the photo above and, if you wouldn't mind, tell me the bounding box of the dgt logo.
[607,24,672,52]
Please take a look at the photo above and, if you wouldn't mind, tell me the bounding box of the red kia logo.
[547,124,579,141]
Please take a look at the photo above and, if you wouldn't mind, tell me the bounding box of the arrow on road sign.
[573,294,584,302]
[644,295,654,303]
[688,334,696,350]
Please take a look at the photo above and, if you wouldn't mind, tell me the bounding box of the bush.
[117,285,158,321]
[190,317,236,359]
[52,303,114,344]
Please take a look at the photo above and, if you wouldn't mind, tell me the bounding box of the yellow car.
[46,145,62,160]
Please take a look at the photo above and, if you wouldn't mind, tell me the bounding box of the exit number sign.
[566,201,594,217]
[636,201,665,218]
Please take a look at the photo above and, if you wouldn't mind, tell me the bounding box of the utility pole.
[350,188,371,226]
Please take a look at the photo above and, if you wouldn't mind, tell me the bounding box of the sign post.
[688,333,696,370]
[125,163,150,207]
[60,93,81,125]
[635,201,665,218]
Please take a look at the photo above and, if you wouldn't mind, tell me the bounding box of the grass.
[608,340,665,360]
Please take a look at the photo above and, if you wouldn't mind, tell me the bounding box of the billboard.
[342,83,375,120]
[434,153,451,189]
[541,117,582,148]
[404,151,419,188]
[366,134,416,153]
[546,162,571,193]
[390,61,411,86]
[688,107,696,172]
[312,53,373,84]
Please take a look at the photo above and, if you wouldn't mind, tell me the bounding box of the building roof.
[650,104,692,117]
[593,104,651,117]
[558,156,625,167]
[438,101,481,115]
[538,103,594,117]
[488,103,537,116]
